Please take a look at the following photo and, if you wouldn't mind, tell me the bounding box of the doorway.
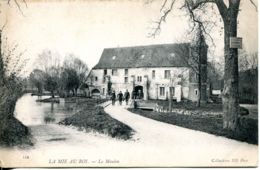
[133,85,144,99]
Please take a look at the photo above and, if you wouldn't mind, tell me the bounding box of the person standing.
[111,90,116,106]
[117,91,123,106]
[124,89,130,105]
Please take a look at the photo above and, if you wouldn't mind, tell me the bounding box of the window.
[95,76,98,81]
[164,70,171,79]
[102,88,105,95]
[152,70,155,79]
[103,76,106,83]
[137,76,142,82]
[160,87,165,96]
[195,89,198,96]
[104,69,107,75]
[170,87,175,96]
[112,69,118,76]
[124,77,128,83]
[125,69,128,76]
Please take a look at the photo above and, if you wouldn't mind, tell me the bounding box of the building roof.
[93,43,191,69]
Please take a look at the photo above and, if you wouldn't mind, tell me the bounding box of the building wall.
[87,67,200,101]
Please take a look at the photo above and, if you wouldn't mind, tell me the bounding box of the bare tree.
[35,49,61,73]
[149,0,257,131]
[63,54,89,96]
[29,69,45,95]
[33,50,62,98]
[239,50,258,71]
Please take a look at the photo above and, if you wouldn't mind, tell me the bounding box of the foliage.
[0,30,32,146]
[239,51,258,71]
[63,54,89,94]
[239,68,258,104]
[43,68,59,98]
[60,68,80,94]
[31,51,89,98]
[29,69,45,94]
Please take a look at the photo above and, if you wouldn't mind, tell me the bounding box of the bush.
[0,75,32,147]
[236,116,258,144]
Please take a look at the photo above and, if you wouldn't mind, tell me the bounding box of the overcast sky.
[0,0,258,75]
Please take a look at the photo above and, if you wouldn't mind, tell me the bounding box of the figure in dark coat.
[111,90,116,106]
[117,91,123,105]
[124,89,130,105]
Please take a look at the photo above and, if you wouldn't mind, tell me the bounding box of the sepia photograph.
[0,0,258,168]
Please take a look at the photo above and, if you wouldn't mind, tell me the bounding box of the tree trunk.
[75,88,78,97]
[0,31,4,86]
[169,86,172,111]
[197,72,201,107]
[222,10,239,130]
[51,91,55,98]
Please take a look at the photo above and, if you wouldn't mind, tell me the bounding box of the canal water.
[14,93,77,126]
[13,93,87,146]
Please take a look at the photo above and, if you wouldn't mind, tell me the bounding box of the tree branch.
[160,0,168,12]
[185,1,215,47]
[249,0,257,12]
[187,0,215,10]
[7,0,27,16]
[148,0,176,37]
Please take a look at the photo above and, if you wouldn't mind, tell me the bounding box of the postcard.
[0,0,258,168]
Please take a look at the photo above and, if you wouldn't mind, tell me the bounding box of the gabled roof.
[93,43,191,69]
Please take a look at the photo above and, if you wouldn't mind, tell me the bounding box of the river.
[15,93,77,126]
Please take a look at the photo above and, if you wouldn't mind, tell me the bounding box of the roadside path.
[104,103,258,167]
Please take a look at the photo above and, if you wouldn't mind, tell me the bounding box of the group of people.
[111,89,130,106]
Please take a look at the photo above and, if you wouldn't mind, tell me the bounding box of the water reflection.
[14,93,77,126]
[43,103,56,124]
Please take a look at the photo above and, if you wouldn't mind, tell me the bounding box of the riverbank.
[0,117,33,147]
[0,86,33,147]
[59,99,134,140]
[128,108,258,145]
[36,97,60,103]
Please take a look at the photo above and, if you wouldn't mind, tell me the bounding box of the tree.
[239,50,258,71]
[149,0,257,131]
[167,27,208,109]
[107,76,112,96]
[60,68,80,96]
[34,50,62,98]
[43,67,59,98]
[29,69,45,95]
[238,51,258,104]
[35,50,61,73]
[63,54,89,96]
[189,25,208,107]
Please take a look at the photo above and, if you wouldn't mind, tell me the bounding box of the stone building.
[87,42,208,102]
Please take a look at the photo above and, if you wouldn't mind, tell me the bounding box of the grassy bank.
[128,108,258,145]
[0,86,33,147]
[0,117,33,147]
[59,99,134,140]
[152,99,223,112]
[36,97,60,103]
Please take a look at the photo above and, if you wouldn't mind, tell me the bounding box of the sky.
[0,0,258,76]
